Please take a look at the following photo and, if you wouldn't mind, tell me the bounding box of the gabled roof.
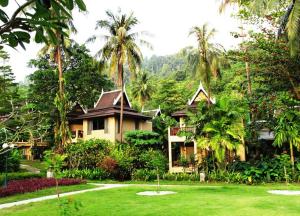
[67,103,87,119]
[142,106,162,118]
[94,88,132,109]
[171,82,215,117]
[69,88,150,121]
[188,82,216,105]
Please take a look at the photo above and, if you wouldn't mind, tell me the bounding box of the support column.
[193,140,197,159]
[168,128,172,172]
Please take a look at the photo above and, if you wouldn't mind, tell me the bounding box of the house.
[68,89,152,143]
[168,83,246,173]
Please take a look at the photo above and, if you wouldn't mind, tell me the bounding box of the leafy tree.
[0,0,86,50]
[220,0,300,56]
[88,10,150,143]
[131,71,154,109]
[28,44,113,109]
[0,50,18,118]
[151,79,189,115]
[28,43,113,144]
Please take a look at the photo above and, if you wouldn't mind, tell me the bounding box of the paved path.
[20,164,40,174]
[0,184,127,210]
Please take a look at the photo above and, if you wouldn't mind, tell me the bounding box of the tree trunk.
[57,46,64,99]
[290,142,295,173]
[118,62,124,144]
[207,85,211,107]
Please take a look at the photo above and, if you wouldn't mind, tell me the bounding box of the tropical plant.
[88,9,151,143]
[273,109,300,172]
[194,95,246,165]
[0,0,86,50]
[220,0,300,56]
[38,6,77,151]
[189,24,227,106]
[131,71,154,109]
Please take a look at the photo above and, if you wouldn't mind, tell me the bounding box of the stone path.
[20,164,41,174]
[0,184,127,210]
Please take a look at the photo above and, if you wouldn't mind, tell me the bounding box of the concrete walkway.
[0,184,127,210]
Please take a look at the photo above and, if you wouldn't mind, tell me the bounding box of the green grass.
[0,184,96,205]
[2,183,300,215]
[20,160,47,171]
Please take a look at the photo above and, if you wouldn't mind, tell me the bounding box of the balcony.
[170,127,195,136]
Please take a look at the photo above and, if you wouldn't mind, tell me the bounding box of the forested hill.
[141,47,194,79]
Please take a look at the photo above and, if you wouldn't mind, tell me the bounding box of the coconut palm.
[189,24,226,106]
[88,10,151,143]
[39,17,76,151]
[131,71,154,109]
[273,109,300,172]
[220,0,300,56]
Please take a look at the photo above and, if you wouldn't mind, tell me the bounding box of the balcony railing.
[170,127,195,136]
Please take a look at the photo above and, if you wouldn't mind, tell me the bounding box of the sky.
[6,0,241,82]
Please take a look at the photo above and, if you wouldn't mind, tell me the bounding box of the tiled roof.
[72,106,150,120]
[95,90,122,109]
[69,89,150,121]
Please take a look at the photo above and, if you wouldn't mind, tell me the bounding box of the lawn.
[1,183,300,216]
[0,184,96,205]
[20,160,47,171]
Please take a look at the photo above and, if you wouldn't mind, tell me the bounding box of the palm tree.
[88,10,151,143]
[273,109,300,172]
[197,96,246,166]
[220,0,300,56]
[39,18,76,151]
[131,71,154,109]
[189,24,226,106]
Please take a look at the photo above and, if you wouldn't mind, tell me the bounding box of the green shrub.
[0,172,43,185]
[0,149,21,172]
[64,139,112,169]
[60,169,109,180]
[110,144,135,180]
[162,173,200,181]
[124,130,161,149]
[139,149,167,173]
[132,169,157,181]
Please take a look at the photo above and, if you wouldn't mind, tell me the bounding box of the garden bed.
[0,178,86,197]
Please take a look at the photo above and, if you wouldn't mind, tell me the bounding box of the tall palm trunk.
[118,60,124,144]
[57,46,64,98]
[55,35,68,151]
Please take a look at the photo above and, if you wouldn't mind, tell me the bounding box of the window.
[78,130,83,138]
[71,131,76,139]
[93,118,105,130]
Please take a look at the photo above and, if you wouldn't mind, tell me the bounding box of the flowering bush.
[0,178,85,197]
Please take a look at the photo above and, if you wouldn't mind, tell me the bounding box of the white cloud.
[6,0,240,82]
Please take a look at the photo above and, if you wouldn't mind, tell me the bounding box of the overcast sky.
[6,0,241,82]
